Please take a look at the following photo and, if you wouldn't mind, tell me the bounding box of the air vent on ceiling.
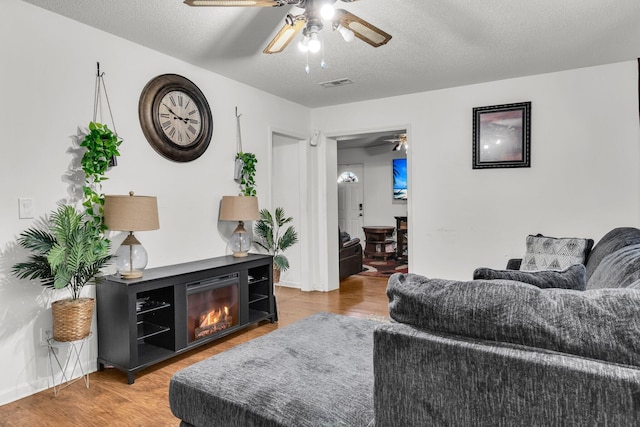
[318,78,354,88]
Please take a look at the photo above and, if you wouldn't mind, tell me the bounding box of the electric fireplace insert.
[186,273,239,344]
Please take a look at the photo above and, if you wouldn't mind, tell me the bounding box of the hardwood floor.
[0,275,390,427]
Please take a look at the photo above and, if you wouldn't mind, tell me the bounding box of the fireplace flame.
[199,306,229,329]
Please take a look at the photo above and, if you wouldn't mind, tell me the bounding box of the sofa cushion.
[520,234,593,271]
[473,264,586,290]
[585,227,640,282]
[587,243,640,290]
[387,273,640,367]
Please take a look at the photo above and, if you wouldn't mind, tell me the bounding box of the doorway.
[338,163,364,243]
[335,128,408,271]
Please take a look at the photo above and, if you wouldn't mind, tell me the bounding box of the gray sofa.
[170,227,640,426]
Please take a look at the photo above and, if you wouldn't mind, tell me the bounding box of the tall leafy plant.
[235,152,257,196]
[81,122,121,233]
[254,207,298,272]
[12,205,113,300]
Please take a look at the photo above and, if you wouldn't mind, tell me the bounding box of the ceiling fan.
[384,134,407,151]
[183,0,392,55]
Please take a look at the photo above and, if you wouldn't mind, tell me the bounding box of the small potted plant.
[254,207,298,283]
[12,204,113,341]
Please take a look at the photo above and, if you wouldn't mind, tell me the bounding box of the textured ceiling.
[19,0,640,108]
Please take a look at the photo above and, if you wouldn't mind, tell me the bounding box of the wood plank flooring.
[0,275,390,427]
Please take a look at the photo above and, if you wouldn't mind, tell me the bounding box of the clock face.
[139,74,213,162]
[158,90,202,146]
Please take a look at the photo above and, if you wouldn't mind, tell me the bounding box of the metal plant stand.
[45,332,91,396]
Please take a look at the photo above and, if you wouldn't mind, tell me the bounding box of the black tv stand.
[96,254,275,384]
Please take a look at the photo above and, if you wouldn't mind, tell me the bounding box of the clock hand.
[162,103,188,123]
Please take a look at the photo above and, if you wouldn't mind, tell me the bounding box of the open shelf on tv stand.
[96,254,275,384]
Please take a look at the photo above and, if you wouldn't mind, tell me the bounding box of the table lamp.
[219,196,259,257]
[103,191,160,279]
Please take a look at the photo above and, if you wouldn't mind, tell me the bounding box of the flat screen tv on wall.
[393,158,407,200]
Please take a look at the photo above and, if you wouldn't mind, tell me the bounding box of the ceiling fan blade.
[263,18,306,54]
[334,9,392,47]
[184,0,284,7]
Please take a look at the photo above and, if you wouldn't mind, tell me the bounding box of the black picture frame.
[472,102,531,169]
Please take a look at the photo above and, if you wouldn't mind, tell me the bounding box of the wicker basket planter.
[52,298,95,342]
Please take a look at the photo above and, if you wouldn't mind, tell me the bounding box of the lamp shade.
[219,196,259,222]
[104,192,160,231]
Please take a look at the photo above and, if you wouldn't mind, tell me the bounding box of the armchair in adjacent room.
[339,231,363,279]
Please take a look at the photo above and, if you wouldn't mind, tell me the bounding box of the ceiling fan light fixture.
[320,4,335,20]
[336,24,355,42]
[298,35,310,52]
[308,32,321,53]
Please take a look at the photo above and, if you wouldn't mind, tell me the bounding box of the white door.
[337,164,364,243]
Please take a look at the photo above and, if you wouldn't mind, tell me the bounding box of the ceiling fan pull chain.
[320,30,327,69]
[305,50,310,74]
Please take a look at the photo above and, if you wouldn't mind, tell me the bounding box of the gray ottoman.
[169,312,379,427]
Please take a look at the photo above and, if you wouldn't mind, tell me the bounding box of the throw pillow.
[387,273,640,367]
[520,234,594,271]
[586,243,640,289]
[473,264,586,290]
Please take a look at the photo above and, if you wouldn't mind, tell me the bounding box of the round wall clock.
[138,74,213,162]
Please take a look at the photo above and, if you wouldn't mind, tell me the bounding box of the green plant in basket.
[12,204,113,300]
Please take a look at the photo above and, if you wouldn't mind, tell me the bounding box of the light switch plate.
[18,198,34,219]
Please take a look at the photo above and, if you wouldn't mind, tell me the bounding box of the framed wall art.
[472,101,531,169]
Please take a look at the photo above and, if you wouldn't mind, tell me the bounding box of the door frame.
[328,124,413,285]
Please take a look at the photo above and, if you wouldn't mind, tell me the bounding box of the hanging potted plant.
[254,207,298,283]
[12,205,113,341]
[81,121,122,233]
[235,151,257,196]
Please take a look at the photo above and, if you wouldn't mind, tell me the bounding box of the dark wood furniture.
[339,236,363,279]
[363,226,396,260]
[96,254,275,384]
[395,216,408,261]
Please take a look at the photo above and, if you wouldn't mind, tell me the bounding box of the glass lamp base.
[229,222,252,258]
[115,234,149,279]
[120,269,143,279]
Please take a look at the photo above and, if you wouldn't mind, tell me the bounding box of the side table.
[45,332,91,396]
[395,216,408,261]
[363,226,396,260]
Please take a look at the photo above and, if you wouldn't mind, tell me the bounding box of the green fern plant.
[12,205,113,300]
[80,122,121,233]
[254,207,298,272]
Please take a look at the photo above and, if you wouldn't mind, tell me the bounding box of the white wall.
[0,0,309,405]
[313,61,640,280]
[271,133,303,288]
[337,145,408,228]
